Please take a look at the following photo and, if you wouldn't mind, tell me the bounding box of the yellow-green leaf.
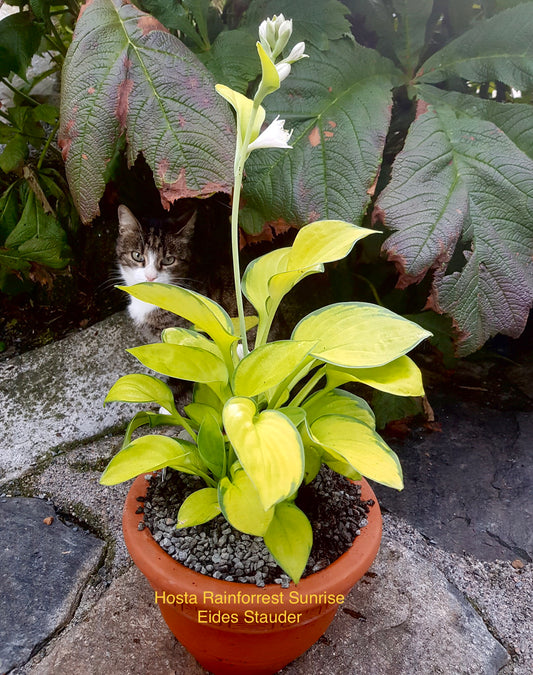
[223,397,304,510]
[293,303,432,368]
[326,355,425,396]
[311,414,403,489]
[105,374,176,414]
[119,283,236,352]
[215,84,266,147]
[162,327,223,359]
[288,220,377,269]
[100,435,193,485]
[303,443,322,484]
[229,315,259,335]
[256,41,280,98]
[127,343,228,383]
[197,413,226,478]
[184,402,223,428]
[176,488,221,529]
[303,389,375,429]
[264,502,313,583]
[232,340,316,397]
[218,465,274,536]
[242,247,291,320]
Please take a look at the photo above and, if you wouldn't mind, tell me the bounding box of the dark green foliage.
[0,2,77,293]
[49,0,533,355]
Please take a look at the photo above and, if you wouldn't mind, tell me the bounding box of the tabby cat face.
[116,204,193,286]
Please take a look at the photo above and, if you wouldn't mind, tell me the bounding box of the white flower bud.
[275,62,292,82]
[258,14,294,60]
[282,41,307,64]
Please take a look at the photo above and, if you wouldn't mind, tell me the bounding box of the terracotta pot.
[123,475,382,675]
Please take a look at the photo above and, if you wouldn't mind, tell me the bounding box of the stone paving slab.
[375,396,533,562]
[0,313,147,483]
[30,434,132,572]
[25,527,509,675]
[0,498,105,673]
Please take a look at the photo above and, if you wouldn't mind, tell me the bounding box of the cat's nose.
[145,273,157,282]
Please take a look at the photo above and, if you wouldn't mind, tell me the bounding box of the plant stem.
[37,119,60,170]
[290,366,327,407]
[230,99,262,357]
[0,78,40,106]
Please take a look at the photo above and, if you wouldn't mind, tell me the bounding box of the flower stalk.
[218,21,307,358]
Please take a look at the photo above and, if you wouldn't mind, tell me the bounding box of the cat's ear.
[117,205,141,234]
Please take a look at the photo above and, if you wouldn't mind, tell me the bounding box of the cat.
[116,203,198,342]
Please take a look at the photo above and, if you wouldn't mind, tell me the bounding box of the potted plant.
[101,14,430,674]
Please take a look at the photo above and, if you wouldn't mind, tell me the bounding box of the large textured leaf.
[201,29,260,94]
[59,0,234,222]
[345,0,433,75]
[417,3,533,89]
[377,93,533,355]
[240,38,399,232]
[0,12,44,78]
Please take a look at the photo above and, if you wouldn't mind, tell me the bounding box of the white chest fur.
[127,296,157,324]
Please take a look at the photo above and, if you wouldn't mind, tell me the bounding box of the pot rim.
[123,474,382,612]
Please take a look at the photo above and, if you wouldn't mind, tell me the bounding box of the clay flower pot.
[123,475,382,675]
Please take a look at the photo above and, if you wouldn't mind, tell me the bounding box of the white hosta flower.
[259,14,293,59]
[276,62,291,82]
[279,41,308,65]
[247,116,293,152]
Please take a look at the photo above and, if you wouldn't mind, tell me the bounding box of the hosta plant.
[101,15,431,583]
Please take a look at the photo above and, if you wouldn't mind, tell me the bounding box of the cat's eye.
[161,255,175,266]
[131,251,144,263]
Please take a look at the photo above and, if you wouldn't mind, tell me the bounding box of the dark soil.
[142,466,375,586]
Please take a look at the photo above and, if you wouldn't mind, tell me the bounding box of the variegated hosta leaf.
[325,356,425,397]
[197,412,226,479]
[232,340,316,398]
[242,220,377,335]
[120,283,236,353]
[218,465,274,536]
[176,488,221,529]
[264,502,313,584]
[59,0,234,222]
[292,303,431,368]
[184,402,223,429]
[162,327,223,359]
[242,247,322,327]
[310,414,403,489]
[222,397,304,510]
[100,435,199,485]
[127,343,228,383]
[302,389,376,429]
[105,373,176,413]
